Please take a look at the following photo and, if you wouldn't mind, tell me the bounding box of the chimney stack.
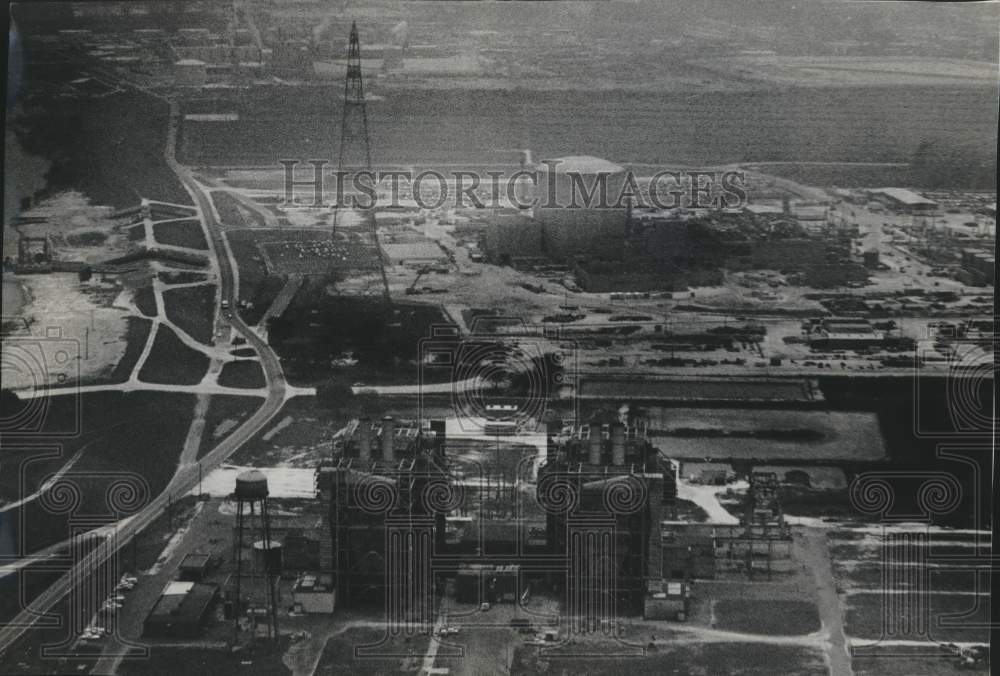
[588,422,603,465]
[611,422,626,465]
[381,416,395,463]
[358,417,372,460]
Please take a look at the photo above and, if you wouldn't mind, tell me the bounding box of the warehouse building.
[867,188,939,215]
[381,241,448,267]
[143,581,219,639]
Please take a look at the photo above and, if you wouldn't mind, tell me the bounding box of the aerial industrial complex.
[1,3,995,676]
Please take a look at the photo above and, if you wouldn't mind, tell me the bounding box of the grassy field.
[158,270,209,285]
[14,88,191,209]
[224,230,284,325]
[137,325,209,385]
[511,641,827,675]
[133,285,157,317]
[152,219,207,250]
[196,395,263,460]
[217,360,265,389]
[314,628,430,676]
[107,316,153,383]
[120,642,291,676]
[712,599,821,635]
[211,190,267,228]
[162,284,216,345]
[0,391,195,554]
[229,396,338,466]
[845,591,991,643]
[269,295,454,387]
[125,223,145,242]
[852,644,990,675]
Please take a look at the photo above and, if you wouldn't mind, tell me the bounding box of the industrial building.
[315,416,448,619]
[535,156,629,261]
[808,317,886,350]
[867,188,939,215]
[381,241,448,267]
[481,213,544,265]
[143,581,219,639]
[310,413,685,621]
[540,420,677,618]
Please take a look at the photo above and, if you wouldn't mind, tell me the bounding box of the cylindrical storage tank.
[535,156,627,260]
[381,416,395,462]
[588,422,603,465]
[235,470,269,501]
[611,422,626,466]
[252,540,283,575]
[358,417,372,460]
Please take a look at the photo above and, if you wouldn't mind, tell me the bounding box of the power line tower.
[332,21,390,306]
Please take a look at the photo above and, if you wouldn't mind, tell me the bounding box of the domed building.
[535,155,629,260]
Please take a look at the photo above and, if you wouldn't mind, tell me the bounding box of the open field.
[0,391,195,554]
[269,296,454,387]
[151,218,207,250]
[13,90,191,209]
[196,395,263,460]
[217,359,265,389]
[828,527,991,654]
[511,641,827,675]
[580,377,816,402]
[105,316,152,383]
[224,230,284,325]
[851,644,990,675]
[315,628,430,676]
[642,407,886,461]
[158,270,209,285]
[119,643,291,676]
[137,325,209,385]
[712,599,820,635]
[211,190,268,228]
[133,285,157,317]
[162,284,216,345]
[844,592,990,643]
[2,274,131,390]
[229,396,340,467]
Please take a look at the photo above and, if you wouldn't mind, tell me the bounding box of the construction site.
[2,4,994,676]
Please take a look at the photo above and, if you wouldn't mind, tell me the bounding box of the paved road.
[0,99,289,664]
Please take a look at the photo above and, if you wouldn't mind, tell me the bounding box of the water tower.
[232,470,280,641]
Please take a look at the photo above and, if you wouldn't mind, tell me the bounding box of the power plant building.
[312,413,682,621]
[535,156,629,261]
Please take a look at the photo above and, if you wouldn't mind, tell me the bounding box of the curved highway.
[0,101,289,657]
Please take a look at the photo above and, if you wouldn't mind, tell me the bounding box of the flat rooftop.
[870,188,938,206]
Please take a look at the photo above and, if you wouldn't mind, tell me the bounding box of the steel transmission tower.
[333,21,390,305]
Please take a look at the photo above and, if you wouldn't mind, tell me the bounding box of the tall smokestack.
[358,417,372,460]
[588,422,603,465]
[611,422,626,466]
[381,416,395,463]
